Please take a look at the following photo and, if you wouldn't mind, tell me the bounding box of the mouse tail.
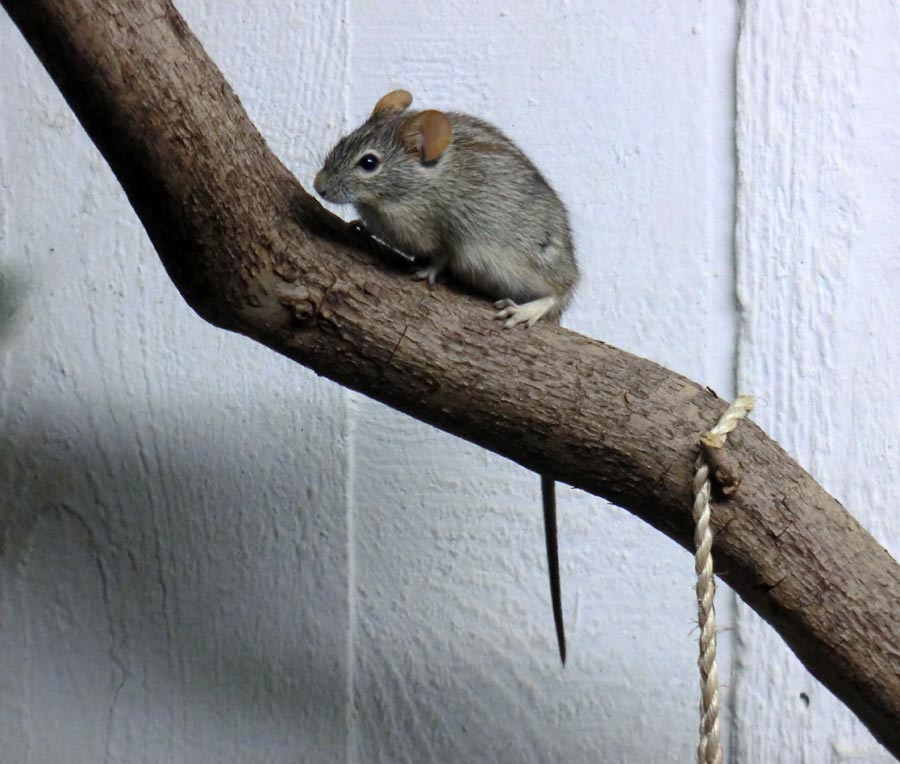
[541,474,566,665]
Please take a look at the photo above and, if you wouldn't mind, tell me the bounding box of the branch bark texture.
[3,0,898,754]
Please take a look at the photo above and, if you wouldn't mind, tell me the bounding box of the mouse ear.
[399,110,452,162]
[371,89,413,117]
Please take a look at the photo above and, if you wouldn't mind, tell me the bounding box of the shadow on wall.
[0,262,30,346]
[0,393,638,761]
[0,392,350,750]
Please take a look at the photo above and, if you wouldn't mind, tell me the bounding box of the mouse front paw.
[412,264,442,287]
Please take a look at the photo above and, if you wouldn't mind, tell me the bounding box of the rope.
[693,395,754,764]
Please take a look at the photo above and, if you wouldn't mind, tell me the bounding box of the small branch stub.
[700,436,744,498]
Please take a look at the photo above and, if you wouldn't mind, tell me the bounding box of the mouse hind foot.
[494,296,559,328]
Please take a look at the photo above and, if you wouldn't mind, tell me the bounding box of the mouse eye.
[357,153,380,172]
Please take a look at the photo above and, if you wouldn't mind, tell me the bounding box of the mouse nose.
[314,170,329,199]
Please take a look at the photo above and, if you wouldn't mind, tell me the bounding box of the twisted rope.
[693,395,754,764]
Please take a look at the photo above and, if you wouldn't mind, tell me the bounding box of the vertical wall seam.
[344,392,358,764]
[342,2,357,763]
[729,2,749,762]
[731,0,750,400]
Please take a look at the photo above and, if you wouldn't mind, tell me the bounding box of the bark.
[3,0,898,755]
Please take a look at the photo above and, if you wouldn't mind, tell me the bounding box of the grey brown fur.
[314,90,579,326]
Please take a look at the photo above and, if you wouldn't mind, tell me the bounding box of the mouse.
[314,89,579,663]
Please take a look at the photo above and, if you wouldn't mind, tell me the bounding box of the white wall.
[0,1,896,762]
[734,3,900,762]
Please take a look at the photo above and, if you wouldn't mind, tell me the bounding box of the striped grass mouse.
[315,89,578,661]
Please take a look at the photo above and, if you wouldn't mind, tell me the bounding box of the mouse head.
[314,89,452,207]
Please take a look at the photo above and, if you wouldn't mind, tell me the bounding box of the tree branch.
[3,0,898,754]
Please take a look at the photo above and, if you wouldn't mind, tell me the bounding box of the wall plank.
[344,1,739,761]
[734,1,899,761]
[0,3,352,762]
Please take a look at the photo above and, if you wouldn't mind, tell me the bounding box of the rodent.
[314,88,579,328]
[314,89,577,662]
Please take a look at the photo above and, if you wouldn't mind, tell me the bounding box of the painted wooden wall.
[734,2,899,762]
[0,1,896,762]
